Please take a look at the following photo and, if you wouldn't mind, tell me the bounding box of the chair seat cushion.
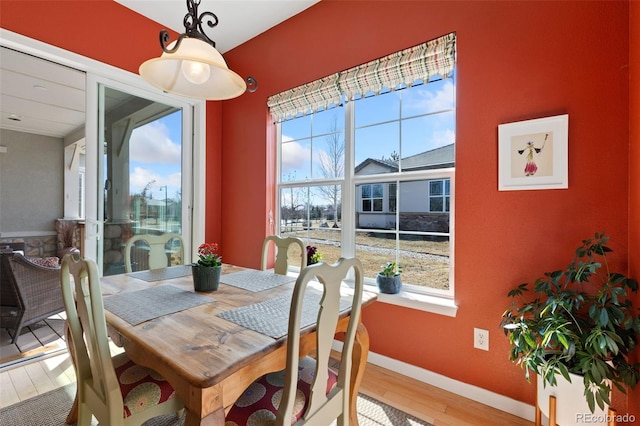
[112,352,178,418]
[226,356,338,425]
[26,256,60,268]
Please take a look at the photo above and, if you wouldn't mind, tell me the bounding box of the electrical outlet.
[474,328,489,351]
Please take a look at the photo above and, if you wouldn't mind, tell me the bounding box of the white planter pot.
[537,373,609,426]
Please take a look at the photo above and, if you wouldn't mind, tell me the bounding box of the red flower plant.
[195,242,222,267]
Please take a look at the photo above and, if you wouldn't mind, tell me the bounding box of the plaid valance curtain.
[267,32,456,122]
[267,74,341,122]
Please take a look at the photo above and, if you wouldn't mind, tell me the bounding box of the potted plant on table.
[501,232,640,424]
[376,261,403,294]
[306,245,322,265]
[191,242,222,292]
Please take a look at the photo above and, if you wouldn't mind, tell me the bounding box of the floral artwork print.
[517,133,548,176]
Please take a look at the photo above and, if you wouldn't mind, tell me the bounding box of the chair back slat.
[277,257,364,425]
[60,254,123,415]
[124,233,184,272]
[261,235,307,275]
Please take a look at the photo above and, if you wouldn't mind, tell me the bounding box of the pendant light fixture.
[139,0,257,100]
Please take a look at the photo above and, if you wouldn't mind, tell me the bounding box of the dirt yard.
[281,227,450,290]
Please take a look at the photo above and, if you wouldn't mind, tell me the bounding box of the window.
[428,179,450,213]
[271,33,456,297]
[389,183,397,213]
[361,184,383,212]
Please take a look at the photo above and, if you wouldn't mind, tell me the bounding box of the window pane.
[281,138,311,181]
[312,107,345,136]
[372,184,383,198]
[429,180,443,195]
[401,111,455,162]
[312,131,345,179]
[355,91,400,127]
[400,180,449,233]
[398,234,450,290]
[354,122,399,174]
[355,230,397,280]
[279,185,342,266]
[429,197,443,212]
[356,181,397,231]
[282,114,311,139]
[389,183,397,213]
[402,78,455,118]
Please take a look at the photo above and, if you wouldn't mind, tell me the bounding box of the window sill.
[365,284,458,317]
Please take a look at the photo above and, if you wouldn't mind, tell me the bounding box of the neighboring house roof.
[354,143,454,175]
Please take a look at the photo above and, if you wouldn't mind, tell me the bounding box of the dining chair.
[226,257,364,425]
[260,235,307,275]
[123,233,184,272]
[60,253,184,426]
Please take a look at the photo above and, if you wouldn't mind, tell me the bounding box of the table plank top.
[100,264,376,390]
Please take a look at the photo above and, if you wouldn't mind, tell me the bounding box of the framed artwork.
[498,114,568,191]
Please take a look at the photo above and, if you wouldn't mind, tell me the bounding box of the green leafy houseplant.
[501,232,640,412]
[377,262,403,294]
[379,261,402,277]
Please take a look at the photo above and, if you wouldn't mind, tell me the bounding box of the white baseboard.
[334,341,535,422]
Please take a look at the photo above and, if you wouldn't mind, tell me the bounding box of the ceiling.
[0,0,318,139]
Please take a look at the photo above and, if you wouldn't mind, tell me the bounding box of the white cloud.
[130,167,181,197]
[407,80,455,112]
[430,129,455,148]
[130,121,181,164]
[281,135,310,174]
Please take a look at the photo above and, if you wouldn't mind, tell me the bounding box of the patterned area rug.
[0,384,432,425]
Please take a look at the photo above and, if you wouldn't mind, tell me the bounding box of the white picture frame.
[498,114,568,191]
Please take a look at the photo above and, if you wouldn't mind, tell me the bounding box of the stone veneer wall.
[103,221,133,275]
[0,236,58,257]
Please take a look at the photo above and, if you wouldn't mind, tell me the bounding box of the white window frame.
[276,95,457,317]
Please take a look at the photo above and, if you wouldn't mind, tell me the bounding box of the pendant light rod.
[161,0,218,54]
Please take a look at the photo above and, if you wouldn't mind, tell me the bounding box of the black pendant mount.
[160,0,218,54]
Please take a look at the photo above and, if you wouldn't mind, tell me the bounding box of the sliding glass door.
[87,80,195,275]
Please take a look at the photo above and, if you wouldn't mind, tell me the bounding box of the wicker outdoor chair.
[0,252,64,344]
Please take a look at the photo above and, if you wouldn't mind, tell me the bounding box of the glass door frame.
[0,29,206,275]
[86,74,205,275]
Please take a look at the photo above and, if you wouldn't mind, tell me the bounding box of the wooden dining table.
[68,264,376,426]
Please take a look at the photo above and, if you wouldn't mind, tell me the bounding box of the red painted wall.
[222,0,634,414]
[628,0,640,419]
[1,0,636,417]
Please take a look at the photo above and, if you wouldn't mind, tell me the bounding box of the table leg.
[183,408,225,426]
[180,385,226,426]
[349,323,370,426]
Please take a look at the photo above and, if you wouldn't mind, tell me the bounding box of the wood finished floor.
[0,320,533,426]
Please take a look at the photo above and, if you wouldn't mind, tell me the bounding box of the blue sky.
[123,77,454,203]
[129,110,183,201]
[280,78,455,181]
